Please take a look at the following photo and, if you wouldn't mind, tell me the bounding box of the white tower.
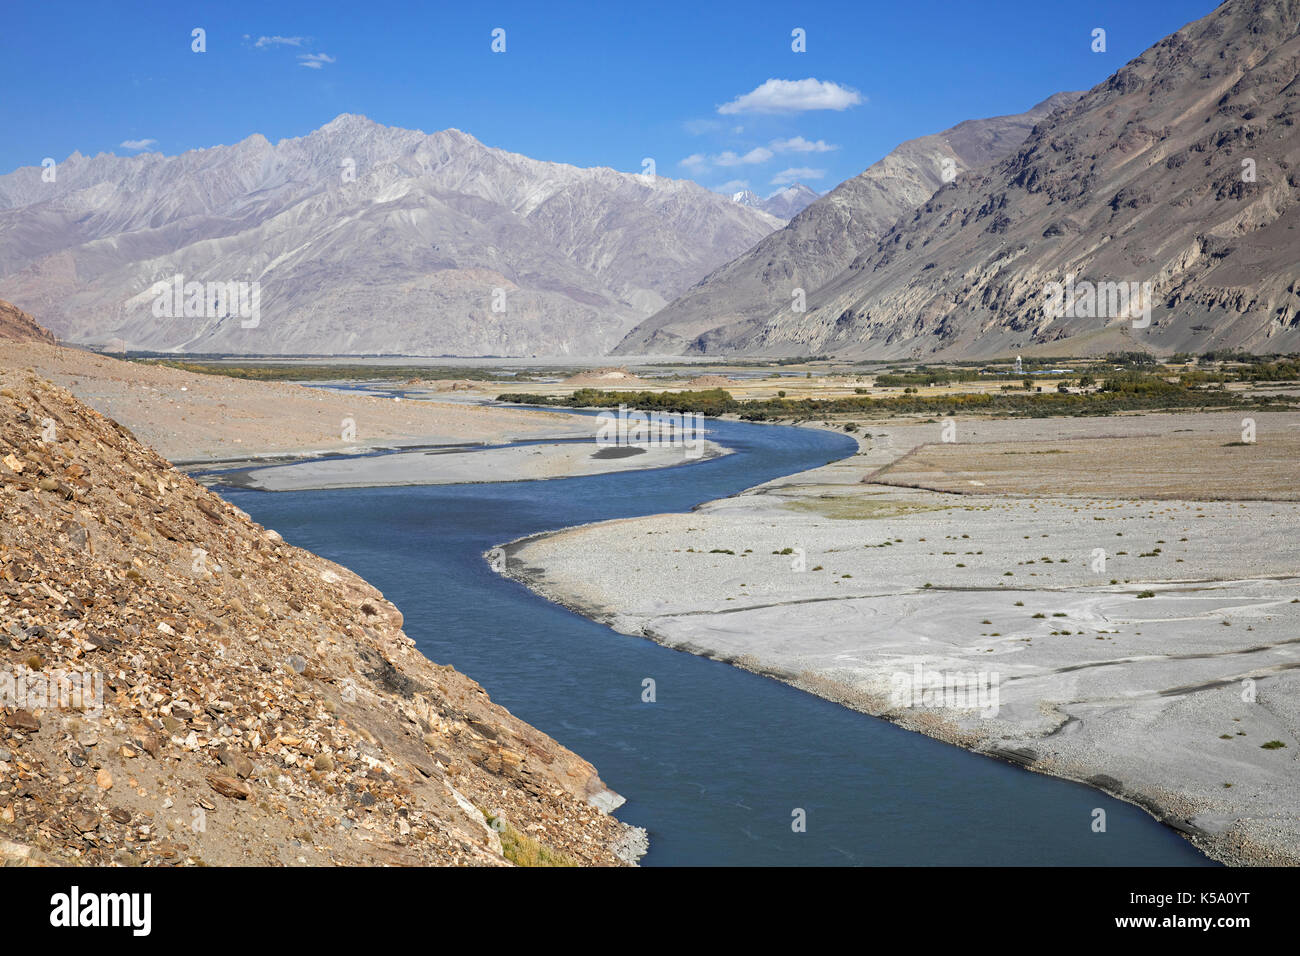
[1014,355,1023,374]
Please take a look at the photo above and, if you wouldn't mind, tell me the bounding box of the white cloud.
[683,145,776,174]
[684,119,751,137]
[683,118,723,135]
[120,139,157,151]
[298,52,336,69]
[715,147,773,167]
[717,179,749,192]
[254,35,307,48]
[770,136,838,153]
[718,78,863,115]
[771,167,825,185]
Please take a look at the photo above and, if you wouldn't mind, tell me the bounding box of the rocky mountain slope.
[0,300,55,345]
[616,93,1081,354]
[665,0,1300,359]
[731,184,820,220]
[0,366,641,865]
[0,116,780,357]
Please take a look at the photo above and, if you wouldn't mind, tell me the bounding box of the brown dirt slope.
[0,336,588,464]
[0,300,55,345]
[0,370,633,866]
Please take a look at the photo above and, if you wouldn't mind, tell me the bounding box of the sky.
[1,0,1220,196]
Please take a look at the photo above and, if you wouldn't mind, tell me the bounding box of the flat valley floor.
[504,409,1300,866]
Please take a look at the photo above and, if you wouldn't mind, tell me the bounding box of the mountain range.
[730,184,821,220]
[621,0,1300,358]
[615,92,1082,354]
[6,0,1295,361]
[0,116,781,355]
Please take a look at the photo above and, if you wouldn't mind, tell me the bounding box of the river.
[214,413,1212,866]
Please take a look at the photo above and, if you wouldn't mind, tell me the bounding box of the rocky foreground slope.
[0,299,55,345]
[0,370,640,865]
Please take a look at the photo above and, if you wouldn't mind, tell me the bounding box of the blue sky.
[2,0,1219,195]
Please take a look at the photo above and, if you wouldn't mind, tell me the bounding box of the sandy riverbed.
[0,342,593,462]
[1,343,735,484]
[501,410,1300,866]
[214,438,729,491]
